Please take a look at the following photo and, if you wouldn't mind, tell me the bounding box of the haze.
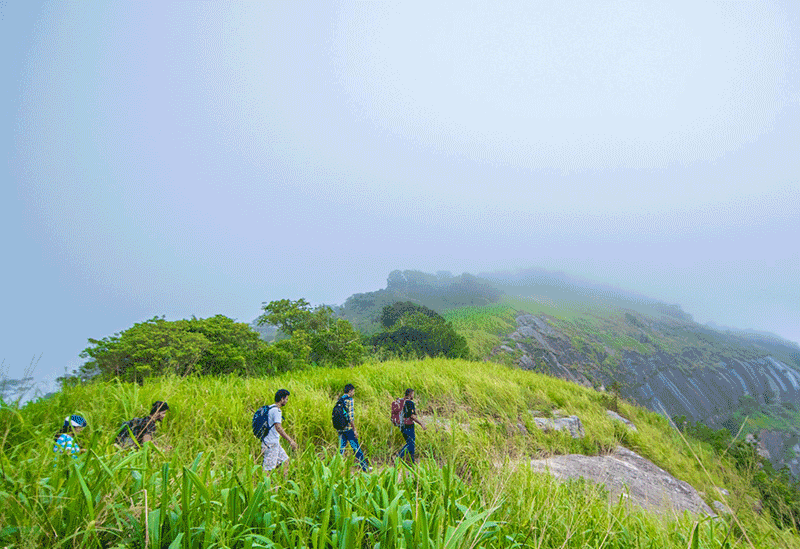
[1,1,798,391]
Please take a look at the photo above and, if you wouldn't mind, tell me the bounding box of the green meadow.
[3,359,798,548]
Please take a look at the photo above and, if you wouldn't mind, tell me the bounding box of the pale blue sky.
[2,1,798,388]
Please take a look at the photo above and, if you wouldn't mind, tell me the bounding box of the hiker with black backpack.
[253,389,297,474]
[332,383,371,472]
[392,388,426,464]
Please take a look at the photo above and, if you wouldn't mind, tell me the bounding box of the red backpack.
[390,397,407,427]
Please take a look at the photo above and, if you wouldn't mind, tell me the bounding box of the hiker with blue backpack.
[332,383,372,472]
[253,389,297,474]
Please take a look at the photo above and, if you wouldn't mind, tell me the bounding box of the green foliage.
[371,304,469,359]
[443,304,519,358]
[339,270,503,334]
[677,417,800,531]
[3,359,797,548]
[258,298,365,368]
[380,301,443,329]
[77,315,275,382]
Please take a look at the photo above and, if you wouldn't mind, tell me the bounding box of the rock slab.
[530,446,713,516]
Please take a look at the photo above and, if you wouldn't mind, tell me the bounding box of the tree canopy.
[77,315,293,382]
[257,299,364,368]
[371,302,469,359]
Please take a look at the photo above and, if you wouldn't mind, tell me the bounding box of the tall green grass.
[2,359,798,548]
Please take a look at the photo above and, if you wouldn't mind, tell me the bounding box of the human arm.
[274,423,298,451]
[406,400,426,430]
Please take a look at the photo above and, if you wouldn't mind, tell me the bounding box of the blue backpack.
[252,405,275,440]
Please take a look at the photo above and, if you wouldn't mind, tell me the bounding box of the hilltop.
[3,359,799,547]
[271,268,800,478]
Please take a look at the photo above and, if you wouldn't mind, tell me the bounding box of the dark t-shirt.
[402,399,416,426]
[117,416,158,446]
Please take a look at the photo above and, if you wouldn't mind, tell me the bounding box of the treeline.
[66,299,469,384]
[675,416,800,530]
[338,270,502,334]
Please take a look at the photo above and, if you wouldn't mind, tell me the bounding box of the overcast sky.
[2,1,798,390]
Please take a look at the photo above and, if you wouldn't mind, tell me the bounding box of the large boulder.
[530,446,713,516]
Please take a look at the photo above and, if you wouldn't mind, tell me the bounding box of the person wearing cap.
[53,414,87,456]
[116,400,170,448]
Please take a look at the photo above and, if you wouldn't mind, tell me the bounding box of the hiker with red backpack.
[392,388,426,464]
[332,383,372,472]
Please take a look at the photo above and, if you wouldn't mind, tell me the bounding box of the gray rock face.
[500,313,800,477]
[530,446,714,516]
[531,414,585,438]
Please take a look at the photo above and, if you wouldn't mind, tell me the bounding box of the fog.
[1,1,797,391]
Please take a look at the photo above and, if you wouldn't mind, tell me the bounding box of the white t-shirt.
[262,405,283,445]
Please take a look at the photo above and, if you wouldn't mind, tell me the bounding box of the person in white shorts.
[262,388,297,474]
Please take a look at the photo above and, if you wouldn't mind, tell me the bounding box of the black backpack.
[331,397,349,431]
[252,405,275,440]
[116,417,145,446]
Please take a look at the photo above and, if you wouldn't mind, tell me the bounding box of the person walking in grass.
[398,388,426,464]
[116,400,170,448]
[261,388,297,475]
[334,383,372,472]
[53,414,87,456]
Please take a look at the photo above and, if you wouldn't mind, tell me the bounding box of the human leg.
[340,429,370,471]
[398,425,415,462]
[262,442,289,473]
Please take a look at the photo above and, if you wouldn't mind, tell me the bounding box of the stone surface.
[713,501,730,514]
[494,312,800,477]
[606,410,638,431]
[531,414,585,439]
[529,446,714,516]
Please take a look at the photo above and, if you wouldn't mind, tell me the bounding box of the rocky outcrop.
[497,313,800,477]
[530,413,585,438]
[530,446,714,516]
[606,410,637,431]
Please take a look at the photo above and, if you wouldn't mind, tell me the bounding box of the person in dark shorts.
[398,388,426,463]
[116,401,170,448]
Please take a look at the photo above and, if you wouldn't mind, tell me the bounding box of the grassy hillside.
[444,294,800,439]
[3,359,798,548]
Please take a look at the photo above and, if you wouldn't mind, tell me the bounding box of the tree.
[379,301,442,329]
[78,315,273,382]
[257,299,364,367]
[371,303,470,360]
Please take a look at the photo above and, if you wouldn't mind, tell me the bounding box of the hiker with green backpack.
[332,383,371,472]
[253,389,297,474]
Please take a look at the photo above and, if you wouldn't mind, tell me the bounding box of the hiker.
[53,415,87,456]
[397,388,426,464]
[116,400,170,448]
[333,383,371,472]
[260,389,297,474]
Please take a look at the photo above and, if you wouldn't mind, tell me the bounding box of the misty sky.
[2,1,798,389]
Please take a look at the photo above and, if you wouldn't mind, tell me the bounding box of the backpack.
[390,397,407,427]
[252,405,275,440]
[332,396,349,431]
[116,419,136,445]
